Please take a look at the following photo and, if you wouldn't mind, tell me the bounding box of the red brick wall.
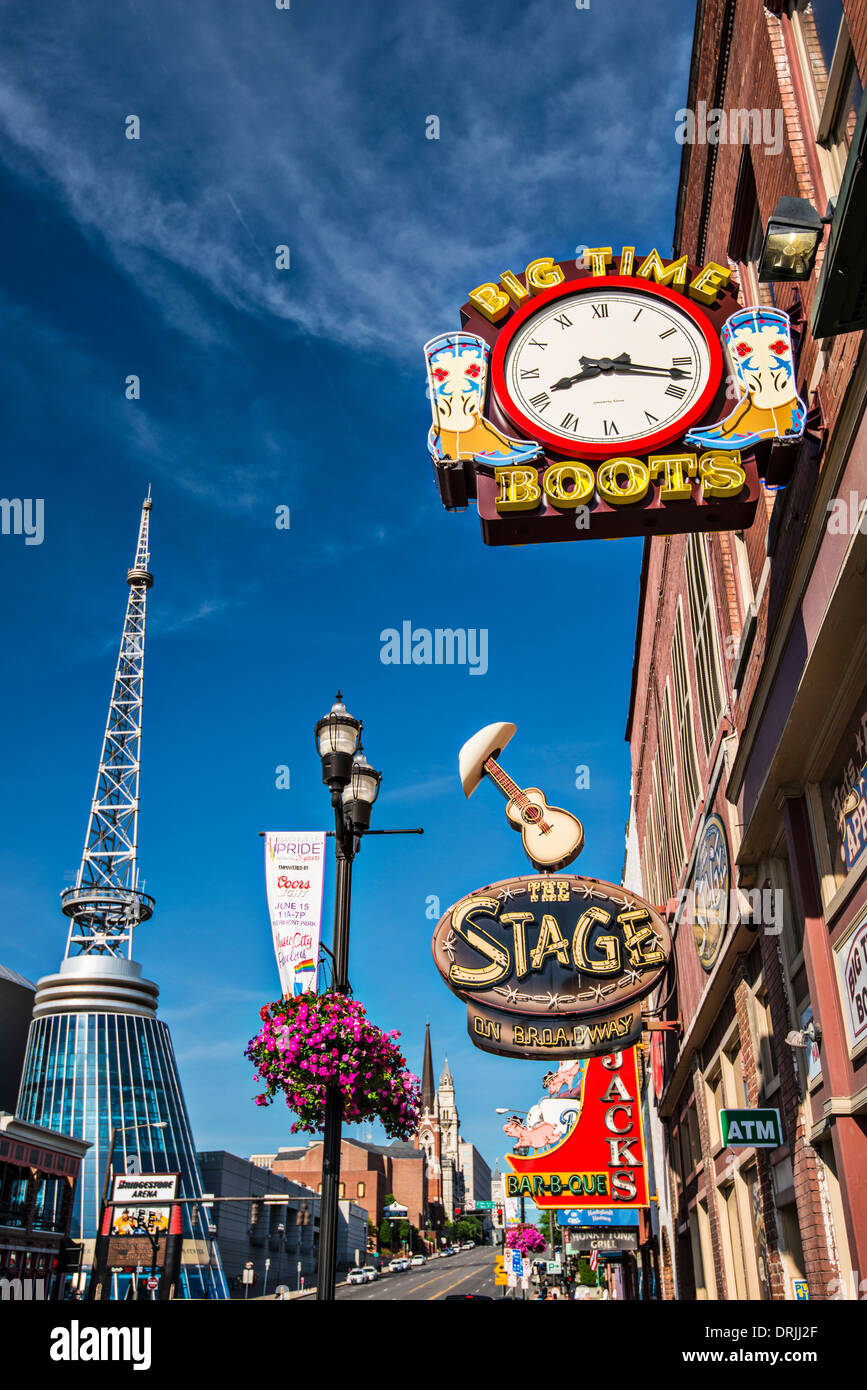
[271,1142,428,1231]
[632,0,867,1300]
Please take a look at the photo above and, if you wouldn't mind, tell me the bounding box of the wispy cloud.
[378,772,456,805]
[0,1,693,360]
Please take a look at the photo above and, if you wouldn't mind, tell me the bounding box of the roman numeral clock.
[423,248,770,543]
[494,279,719,457]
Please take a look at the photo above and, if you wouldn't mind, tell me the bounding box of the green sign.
[719,1108,782,1148]
[472,1201,495,1210]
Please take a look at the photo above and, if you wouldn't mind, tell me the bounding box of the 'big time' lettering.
[447,897,664,989]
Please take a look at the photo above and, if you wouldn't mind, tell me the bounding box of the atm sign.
[719,1108,782,1149]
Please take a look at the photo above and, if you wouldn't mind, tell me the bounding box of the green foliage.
[379,1218,392,1249]
[577,1256,597,1287]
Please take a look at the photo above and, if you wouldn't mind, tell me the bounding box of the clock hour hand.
[550,364,601,390]
[553,353,634,389]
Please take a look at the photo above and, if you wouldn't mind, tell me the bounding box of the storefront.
[627,0,867,1299]
[0,1113,89,1299]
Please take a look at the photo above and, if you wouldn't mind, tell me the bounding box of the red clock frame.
[489,275,725,460]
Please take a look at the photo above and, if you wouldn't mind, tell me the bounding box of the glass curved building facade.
[17,957,227,1300]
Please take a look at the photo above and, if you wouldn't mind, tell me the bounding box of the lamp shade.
[315,693,362,790]
[344,750,382,807]
[759,196,825,282]
[341,750,381,831]
[315,694,361,756]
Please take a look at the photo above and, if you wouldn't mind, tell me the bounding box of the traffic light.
[455,1206,462,1217]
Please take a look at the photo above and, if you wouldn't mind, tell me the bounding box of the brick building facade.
[628,0,867,1299]
[271,1136,429,1237]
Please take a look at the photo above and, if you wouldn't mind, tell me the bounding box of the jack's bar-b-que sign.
[505,1049,650,1208]
[431,874,671,1059]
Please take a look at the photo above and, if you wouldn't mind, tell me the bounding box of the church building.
[414,1025,465,1225]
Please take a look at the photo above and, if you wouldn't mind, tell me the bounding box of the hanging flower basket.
[505,1223,547,1256]
[246,992,421,1139]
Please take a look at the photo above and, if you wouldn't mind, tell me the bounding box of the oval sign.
[432,874,671,1058]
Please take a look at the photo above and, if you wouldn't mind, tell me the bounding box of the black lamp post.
[314,694,381,1302]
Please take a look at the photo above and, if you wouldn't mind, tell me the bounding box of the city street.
[337,1248,500,1301]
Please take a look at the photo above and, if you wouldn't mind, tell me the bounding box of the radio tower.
[17,496,227,1300]
[61,491,155,960]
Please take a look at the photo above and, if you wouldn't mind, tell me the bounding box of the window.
[651,756,674,902]
[790,0,863,196]
[672,606,701,826]
[721,1180,751,1299]
[754,989,779,1093]
[706,1067,725,1148]
[338,1183,345,1198]
[660,684,686,875]
[679,1121,692,1181]
[690,1201,717,1299]
[685,535,724,752]
[722,1039,747,1109]
[687,1104,703,1171]
[728,151,773,307]
[357,1182,365,1198]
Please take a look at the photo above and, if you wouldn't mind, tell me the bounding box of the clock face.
[693,815,729,974]
[491,277,722,459]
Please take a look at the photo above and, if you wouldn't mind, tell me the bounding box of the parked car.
[389,1258,409,1272]
[359,1265,380,1281]
[410,1254,426,1267]
[346,1267,370,1286]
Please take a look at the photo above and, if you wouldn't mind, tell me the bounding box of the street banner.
[264,832,326,997]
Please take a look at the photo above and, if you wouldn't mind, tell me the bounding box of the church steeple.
[422,1021,435,1114]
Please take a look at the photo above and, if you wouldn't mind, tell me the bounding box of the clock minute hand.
[611,358,690,378]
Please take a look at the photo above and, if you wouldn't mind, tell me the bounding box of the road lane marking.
[427,1268,482,1301]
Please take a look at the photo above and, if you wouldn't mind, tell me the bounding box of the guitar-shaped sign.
[458,722,584,873]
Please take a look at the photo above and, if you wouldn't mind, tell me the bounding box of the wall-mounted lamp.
[785,1020,821,1049]
[759,197,830,282]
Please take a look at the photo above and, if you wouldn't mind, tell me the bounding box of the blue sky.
[0,0,694,1186]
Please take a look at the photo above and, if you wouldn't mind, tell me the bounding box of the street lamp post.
[314,695,381,1303]
[495,1108,528,1223]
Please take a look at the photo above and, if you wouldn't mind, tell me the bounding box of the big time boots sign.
[423,244,806,543]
